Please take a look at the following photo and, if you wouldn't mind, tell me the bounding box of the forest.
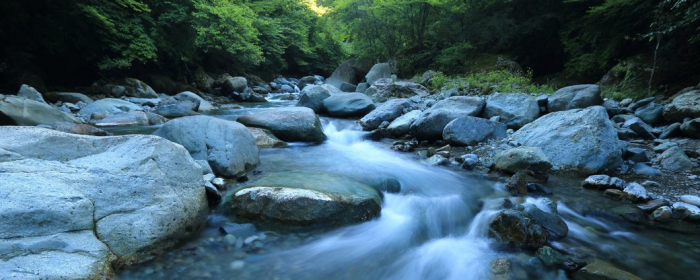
[0,0,698,95]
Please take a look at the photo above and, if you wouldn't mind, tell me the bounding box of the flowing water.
[115,99,700,280]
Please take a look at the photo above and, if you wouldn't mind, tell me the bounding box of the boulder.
[387,110,421,136]
[493,147,552,174]
[298,76,321,89]
[90,111,151,127]
[0,127,208,279]
[0,95,79,125]
[214,75,248,95]
[326,59,367,89]
[663,89,700,122]
[322,93,376,118]
[482,93,539,129]
[78,98,142,118]
[506,172,528,196]
[193,68,215,91]
[680,117,700,138]
[296,85,331,113]
[111,78,159,98]
[222,172,381,226]
[237,107,327,143]
[359,98,412,130]
[410,96,485,141]
[365,62,392,85]
[339,83,357,92]
[511,106,625,174]
[247,127,287,148]
[175,91,214,111]
[17,84,46,103]
[547,84,602,112]
[524,205,568,239]
[153,116,260,177]
[154,104,198,118]
[44,92,94,104]
[657,146,692,172]
[47,122,110,136]
[442,116,507,146]
[488,210,549,249]
[623,117,656,139]
[634,102,664,125]
[356,83,370,94]
[573,260,642,280]
[365,78,430,103]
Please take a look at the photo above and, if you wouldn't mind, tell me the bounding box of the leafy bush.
[428,70,554,95]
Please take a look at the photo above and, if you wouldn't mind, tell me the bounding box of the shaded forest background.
[0,0,698,95]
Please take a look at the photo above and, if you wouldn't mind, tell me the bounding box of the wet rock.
[547,84,602,112]
[322,93,376,118]
[339,83,357,93]
[376,178,401,193]
[153,116,260,178]
[604,189,624,200]
[506,172,528,196]
[488,209,549,249]
[443,116,507,146]
[410,96,485,141]
[247,127,287,148]
[527,183,553,196]
[0,95,79,125]
[581,175,626,190]
[490,258,512,280]
[652,206,673,222]
[47,122,110,136]
[155,104,198,118]
[631,163,662,176]
[524,205,568,239]
[17,84,46,103]
[611,205,647,224]
[603,99,622,116]
[427,155,449,166]
[680,117,700,138]
[672,202,700,221]
[298,76,321,90]
[659,123,682,139]
[624,147,651,163]
[511,106,625,174]
[611,114,635,124]
[45,92,94,104]
[219,223,256,239]
[662,89,700,122]
[634,102,664,125]
[482,93,540,129]
[387,110,421,136]
[326,59,364,89]
[78,98,142,118]
[356,83,369,94]
[492,146,552,175]
[461,154,479,170]
[657,146,693,171]
[359,98,412,130]
[223,172,382,226]
[536,246,564,267]
[365,78,430,103]
[205,181,222,206]
[296,85,331,113]
[680,195,700,207]
[214,75,248,95]
[91,111,151,127]
[573,260,642,280]
[175,91,214,111]
[365,63,392,85]
[623,183,648,202]
[636,199,670,213]
[623,117,656,139]
[237,107,327,143]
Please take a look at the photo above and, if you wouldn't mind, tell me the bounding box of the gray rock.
[237,107,327,142]
[322,93,376,118]
[488,210,549,249]
[44,92,94,104]
[112,78,158,98]
[625,147,651,162]
[387,110,421,136]
[154,104,198,118]
[511,106,625,174]
[427,155,449,166]
[629,97,655,111]
[483,93,540,128]
[356,83,370,94]
[78,98,142,118]
[493,146,553,174]
[410,96,485,141]
[296,85,331,113]
[0,96,79,125]
[663,89,700,122]
[461,154,479,170]
[635,102,664,125]
[536,246,564,267]
[680,117,700,138]
[17,84,46,103]
[0,127,208,279]
[603,99,621,116]
[339,83,357,92]
[652,206,673,222]
[90,111,151,127]
[653,141,678,153]
[326,59,362,89]
[280,84,294,93]
[672,202,700,220]
[616,127,637,140]
[680,195,700,207]
[443,116,507,146]
[195,160,214,175]
[359,99,412,130]
[365,78,430,103]
[660,123,682,139]
[581,175,626,190]
[573,260,642,280]
[222,172,381,226]
[214,75,248,95]
[365,63,392,85]
[631,162,662,176]
[623,117,656,139]
[247,127,287,148]
[194,68,215,91]
[298,76,321,90]
[490,258,512,280]
[657,146,692,171]
[219,223,256,238]
[154,116,260,177]
[175,91,214,111]
[547,84,602,112]
[48,122,110,136]
[524,205,568,239]
[611,114,635,124]
[126,97,160,107]
[623,183,648,202]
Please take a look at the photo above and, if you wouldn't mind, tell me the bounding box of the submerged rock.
[237,107,327,143]
[488,209,549,249]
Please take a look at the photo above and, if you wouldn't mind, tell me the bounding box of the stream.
[114,97,700,280]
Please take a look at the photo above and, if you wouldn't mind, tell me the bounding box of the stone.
[339,83,357,92]
[662,89,700,122]
[376,178,401,193]
[116,78,159,98]
[581,175,626,190]
[511,106,625,174]
[482,93,539,129]
[527,183,553,196]
[222,172,382,226]
[91,111,151,127]
[524,205,568,239]
[547,84,602,112]
[410,96,485,141]
[78,98,142,118]
[637,199,670,213]
[359,99,413,130]
[652,206,673,222]
[44,92,94,104]
[153,116,259,177]
[365,62,392,85]
[616,128,637,140]
[247,127,287,148]
[298,76,321,89]
[490,258,512,280]
[624,147,651,163]
[573,260,642,280]
[493,147,552,174]
[672,202,700,221]
[461,154,479,170]
[680,195,700,207]
[506,172,528,196]
[194,68,215,91]
[0,127,208,279]
[17,84,46,103]
[365,78,430,103]
[237,107,327,143]
[175,91,214,111]
[356,83,369,94]
[296,85,331,113]
[48,122,110,136]
[154,104,198,118]
[604,189,624,200]
[326,59,364,89]
[214,75,248,95]
[205,181,222,206]
[611,114,635,124]
[623,117,656,139]
[488,209,549,249]
[0,95,79,125]
[427,155,449,166]
[322,93,376,118]
[653,141,678,153]
[660,123,682,139]
[623,183,648,202]
[634,102,664,125]
[126,97,160,107]
[280,84,294,93]
[387,110,421,136]
[611,205,648,224]
[219,223,256,239]
[681,117,700,138]
[536,246,564,267]
[603,99,622,116]
[442,116,506,146]
[657,146,693,172]
[631,163,662,176]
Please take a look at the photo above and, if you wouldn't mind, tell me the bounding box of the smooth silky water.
[115,99,700,280]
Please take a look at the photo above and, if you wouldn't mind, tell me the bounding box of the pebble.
[652,206,673,222]
[673,202,700,220]
[689,175,699,180]
[211,178,225,187]
[680,195,700,207]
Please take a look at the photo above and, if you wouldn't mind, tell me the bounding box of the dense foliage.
[0,0,346,89]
